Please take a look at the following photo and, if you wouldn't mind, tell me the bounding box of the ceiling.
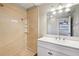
[16,3,77,10]
[16,3,43,9]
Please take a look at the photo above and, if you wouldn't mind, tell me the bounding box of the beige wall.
[27,6,38,54]
[0,3,27,55]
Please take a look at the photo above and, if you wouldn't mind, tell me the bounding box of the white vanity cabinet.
[38,46,67,56]
[38,40,79,56]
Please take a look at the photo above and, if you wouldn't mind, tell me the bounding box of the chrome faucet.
[55,37,66,40]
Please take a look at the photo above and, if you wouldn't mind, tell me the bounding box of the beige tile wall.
[0,3,27,55]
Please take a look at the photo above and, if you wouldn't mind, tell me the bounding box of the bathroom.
[0,3,79,56]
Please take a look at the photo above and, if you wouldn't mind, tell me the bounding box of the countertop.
[38,37,79,49]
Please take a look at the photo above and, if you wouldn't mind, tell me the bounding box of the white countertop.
[38,37,79,49]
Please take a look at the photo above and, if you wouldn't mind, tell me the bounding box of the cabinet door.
[38,46,54,56]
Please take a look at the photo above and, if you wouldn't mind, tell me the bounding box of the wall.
[27,6,38,54]
[72,4,79,37]
[38,4,59,37]
[38,4,49,37]
[0,3,27,55]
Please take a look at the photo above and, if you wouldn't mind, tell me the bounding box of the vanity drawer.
[38,41,54,50]
[38,40,79,56]
[38,46,53,56]
[38,46,68,56]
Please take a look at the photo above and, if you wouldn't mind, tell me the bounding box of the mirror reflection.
[47,3,79,37]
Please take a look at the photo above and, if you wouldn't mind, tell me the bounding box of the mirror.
[58,16,71,36]
[47,3,79,37]
[47,13,58,35]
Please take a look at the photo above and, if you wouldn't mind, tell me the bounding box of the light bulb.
[58,9,63,13]
[52,11,56,15]
[58,5,63,10]
[50,8,56,11]
[65,8,71,12]
[66,4,73,8]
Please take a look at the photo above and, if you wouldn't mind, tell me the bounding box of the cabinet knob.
[48,52,53,55]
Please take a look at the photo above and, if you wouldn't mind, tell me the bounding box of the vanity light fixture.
[50,4,73,15]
